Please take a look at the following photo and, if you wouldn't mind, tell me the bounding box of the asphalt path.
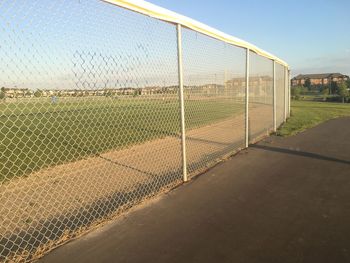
[40,117,350,263]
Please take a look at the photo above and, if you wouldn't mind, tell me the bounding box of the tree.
[0,91,5,100]
[300,85,309,94]
[337,82,349,103]
[291,86,302,100]
[34,90,43,97]
[105,90,113,97]
[346,79,350,89]
[330,81,338,95]
[321,85,329,101]
[304,78,311,90]
[133,89,141,97]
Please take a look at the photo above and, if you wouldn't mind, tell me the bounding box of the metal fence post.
[245,48,250,148]
[288,69,291,117]
[284,67,287,122]
[176,24,187,182]
[273,61,276,132]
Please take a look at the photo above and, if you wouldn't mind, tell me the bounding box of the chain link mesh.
[0,0,289,261]
[181,28,246,176]
[248,51,274,142]
[276,63,286,127]
[0,1,182,261]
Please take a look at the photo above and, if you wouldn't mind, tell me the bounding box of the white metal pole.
[288,69,291,117]
[284,67,287,122]
[245,48,250,148]
[177,24,187,182]
[273,61,276,132]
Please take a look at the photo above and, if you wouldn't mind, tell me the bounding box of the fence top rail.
[102,0,289,68]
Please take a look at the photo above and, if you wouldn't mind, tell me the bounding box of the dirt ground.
[0,105,272,261]
[39,117,350,263]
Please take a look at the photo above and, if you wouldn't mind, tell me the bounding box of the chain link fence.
[0,0,290,261]
[276,62,287,127]
[248,51,274,142]
[182,27,246,176]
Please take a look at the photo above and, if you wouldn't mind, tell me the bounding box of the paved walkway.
[40,117,350,263]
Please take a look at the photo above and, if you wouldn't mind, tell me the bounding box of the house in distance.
[291,73,349,87]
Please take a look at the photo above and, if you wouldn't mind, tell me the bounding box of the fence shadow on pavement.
[251,144,350,165]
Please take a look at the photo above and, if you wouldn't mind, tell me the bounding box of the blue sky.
[1,0,349,90]
[148,0,350,76]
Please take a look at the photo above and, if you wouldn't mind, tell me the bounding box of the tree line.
[291,79,350,103]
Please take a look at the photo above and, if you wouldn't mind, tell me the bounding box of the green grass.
[278,100,350,136]
[295,94,339,102]
[0,97,244,181]
[5,97,348,181]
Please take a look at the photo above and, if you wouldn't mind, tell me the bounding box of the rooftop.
[293,73,349,80]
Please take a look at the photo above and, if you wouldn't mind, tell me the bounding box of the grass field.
[278,100,350,136]
[0,97,244,181]
[5,97,346,182]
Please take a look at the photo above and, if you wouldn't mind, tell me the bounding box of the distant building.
[291,73,349,87]
[1,87,32,98]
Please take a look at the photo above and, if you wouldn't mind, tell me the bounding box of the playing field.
[0,96,244,181]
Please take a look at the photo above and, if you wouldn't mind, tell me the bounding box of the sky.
[148,0,350,76]
[1,0,349,90]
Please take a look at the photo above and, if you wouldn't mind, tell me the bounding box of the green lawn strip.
[278,100,350,137]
